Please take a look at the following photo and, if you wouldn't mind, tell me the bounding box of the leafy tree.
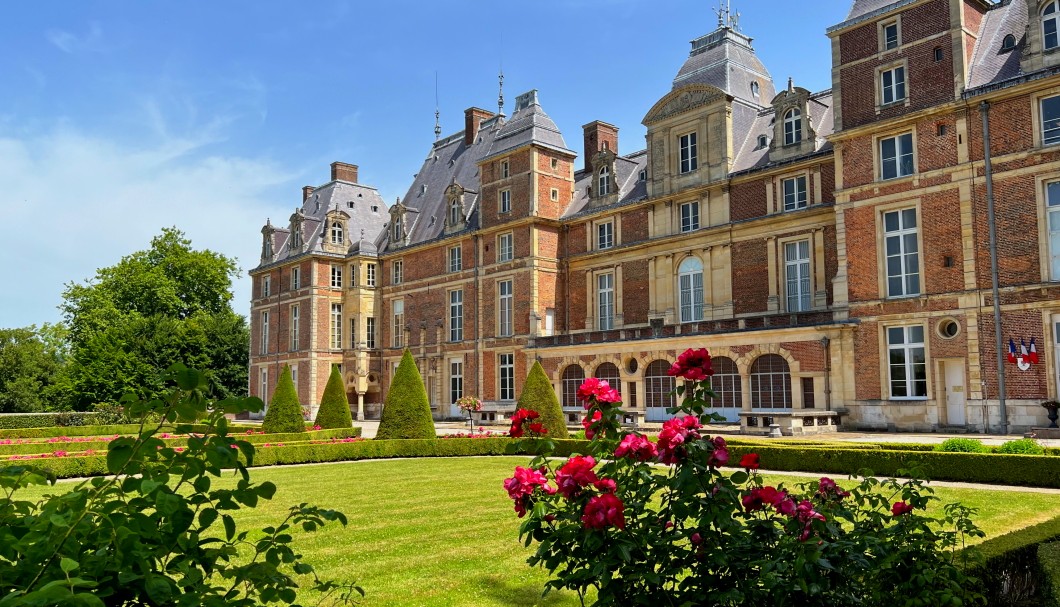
[262,365,305,434]
[315,365,353,429]
[60,228,249,408]
[0,324,69,413]
[516,361,569,439]
[376,350,435,439]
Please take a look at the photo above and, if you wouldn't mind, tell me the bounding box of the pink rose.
[657,415,702,465]
[581,409,602,439]
[582,493,625,530]
[556,456,599,499]
[576,377,622,406]
[614,433,658,461]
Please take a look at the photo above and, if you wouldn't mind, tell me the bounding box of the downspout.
[474,233,483,402]
[821,336,832,412]
[980,101,1009,435]
[563,224,571,335]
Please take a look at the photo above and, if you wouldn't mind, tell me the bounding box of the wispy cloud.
[46,21,106,54]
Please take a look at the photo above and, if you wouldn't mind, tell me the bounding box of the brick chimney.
[302,186,315,202]
[331,161,358,183]
[582,121,619,173]
[464,107,494,147]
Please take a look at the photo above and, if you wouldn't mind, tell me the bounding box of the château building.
[250,0,1060,434]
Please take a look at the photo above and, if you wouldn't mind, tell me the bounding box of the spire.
[788,76,794,92]
[498,68,505,116]
[434,72,442,141]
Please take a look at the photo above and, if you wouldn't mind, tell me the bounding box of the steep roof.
[564,150,649,218]
[967,0,1027,89]
[731,91,835,174]
[484,90,574,161]
[673,26,776,106]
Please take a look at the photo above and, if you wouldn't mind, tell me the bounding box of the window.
[392,300,404,348]
[680,201,700,232]
[751,81,760,99]
[710,357,742,410]
[593,363,621,400]
[450,359,463,405]
[562,365,586,409]
[500,159,510,179]
[500,189,511,214]
[261,276,271,297]
[350,318,357,349]
[330,264,343,288]
[785,240,812,312]
[1002,34,1016,51]
[448,245,462,272]
[551,158,559,170]
[880,133,914,180]
[290,305,299,351]
[366,317,376,349]
[782,176,808,211]
[784,109,802,145]
[597,221,614,250]
[882,21,899,50]
[330,303,342,350]
[1045,1,1059,50]
[291,365,298,389]
[597,273,615,331]
[366,263,376,287]
[1042,95,1060,146]
[260,368,269,407]
[678,257,704,323]
[645,360,676,412]
[291,267,300,290]
[883,208,921,297]
[750,354,792,409]
[544,308,555,336]
[881,66,906,105]
[449,289,463,342]
[498,232,513,262]
[449,198,462,226]
[757,135,768,148]
[392,260,403,285]
[1047,181,1060,280]
[498,279,513,337]
[260,311,269,355]
[392,215,403,242]
[933,46,944,61]
[330,221,343,245]
[598,166,611,195]
[801,377,816,409]
[550,188,559,201]
[887,325,927,398]
[679,132,698,173]
[499,353,515,401]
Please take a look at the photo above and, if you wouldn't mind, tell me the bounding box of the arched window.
[751,81,760,100]
[593,362,621,400]
[598,166,611,196]
[645,360,676,421]
[449,199,462,226]
[708,357,742,422]
[562,365,586,409]
[392,216,403,242]
[783,108,802,145]
[330,221,343,245]
[1045,1,1059,51]
[1002,33,1016,51]
[749,354,792,410]
[678,257,705,323]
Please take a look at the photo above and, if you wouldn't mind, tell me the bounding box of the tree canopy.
[0,324,68,413]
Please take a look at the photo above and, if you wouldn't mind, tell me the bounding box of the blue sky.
[0,0,850,329]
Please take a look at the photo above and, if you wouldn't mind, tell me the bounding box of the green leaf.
[106,443,134,474]
[145,574,173,604]
[222,514,236,541]
[198,508,218,529]
[60,557,80,573]
[730,471,749,485]
[256,481,277,500]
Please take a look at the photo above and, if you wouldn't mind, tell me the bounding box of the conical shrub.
[376,350,435,439]
[262,365,306,434]
[315,365,353,429]
[516,361,569,439]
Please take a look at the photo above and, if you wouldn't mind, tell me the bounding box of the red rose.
[891,501,914,516]
[581,409,602,439]
[582,493,625,530]
[667,348,714,381]
[817,477,850,499]
[657,415,702,465]
[556,456,599,499]
[577,377,622,406]
[509,408,542,438]
[593,478,617,493]
[503,466,556,518]
[739,453,760,470]
[707,436,729,468]
[614,433,658,461]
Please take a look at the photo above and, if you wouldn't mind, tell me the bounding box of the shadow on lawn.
[474,575,585,606]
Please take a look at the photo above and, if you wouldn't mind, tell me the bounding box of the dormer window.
[639,169,647,181]
[783,109,802,145]
[1045,1,1059,50]
[449,198,462,226]
[1002,34,1016,51]
[751,81,760,100]
[420,184,427,195]
[598,166,611,196]
[392,216,403,242]
[758,135,768,148]
[330,221,344,245]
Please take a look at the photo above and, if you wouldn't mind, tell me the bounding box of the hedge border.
[0,413,104,430]
[1040,541,1060,607]
[962,514,1060,606]
[0,423,257,440]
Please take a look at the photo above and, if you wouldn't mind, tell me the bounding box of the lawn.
[14,456,1060,606]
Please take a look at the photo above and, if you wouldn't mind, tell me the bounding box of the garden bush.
[1041,541,1060,607]
[315,365,353,429]
[0,412,104,430]
[936,437,989,453]
[262,365,306,434]
[0,422,257,440]
[996,438,1046,455]
[515,361,568,439]
[376,350,435,440]
[966,514,1060,606]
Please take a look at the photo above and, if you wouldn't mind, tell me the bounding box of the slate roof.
[485,90,574,161]
[730,91,835,174]
[674,27,776,106]
[829,0,920,32]
[968,0,1027,89]
[564,150,649,218]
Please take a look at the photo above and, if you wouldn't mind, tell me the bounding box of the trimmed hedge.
[262,365,306,434]
[516,361,569,439]
[0,413,104,430]
[376,350,436,440]
[964,515,1060,606]
[1040,541,1060,607]
[0,423,260,441]
[314,365,353,429]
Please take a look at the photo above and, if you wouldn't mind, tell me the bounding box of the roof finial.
[788,76,794,92]
[498,66,505,116]
[360,228,365,240]
[715,0,724,26]
[434,72,442,141]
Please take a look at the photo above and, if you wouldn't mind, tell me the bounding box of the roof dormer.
[1022,1,1060,74]
[287,208,306,255]
[260,220,276,263]
[321,208,351,255]
[388,198,409,248]
[769,78,817,163]
[444,182,468,234]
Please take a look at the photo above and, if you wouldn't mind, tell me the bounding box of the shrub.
[1041,541,1060,607]
[376,350,435,440]
[262,365,306,434]
[315,365,353,429]
[936,437,989,453]
[997,438,1046,455]
[515,361,569,439]
[967,514,1060,606]
[0,412,103,430]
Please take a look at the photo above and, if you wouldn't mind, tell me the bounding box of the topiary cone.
[314,365,353,429]
[262,365,306,434]
[516,361,569,439]
[376,350,436,439]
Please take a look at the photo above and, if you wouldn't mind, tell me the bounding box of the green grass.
[14,456,1060,606]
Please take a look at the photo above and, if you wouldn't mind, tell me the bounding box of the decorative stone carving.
[261,220,275,262]
[643,85,726,125]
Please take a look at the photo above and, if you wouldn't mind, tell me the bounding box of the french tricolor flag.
[1008,339,1017,364]
[1029,338,1040,365]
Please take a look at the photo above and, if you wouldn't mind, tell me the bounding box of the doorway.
[941,360,966,426]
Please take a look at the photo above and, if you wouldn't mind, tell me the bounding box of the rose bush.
[504,348,985,606]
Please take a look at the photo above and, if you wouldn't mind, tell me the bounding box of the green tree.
[315,365,353,429]
[60,228,249,408]
[516,361,569,439]
[0,324,69,413]
[376,350,435,439]
[262,365,305,434]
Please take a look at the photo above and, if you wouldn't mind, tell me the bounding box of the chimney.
[302,186,315,202]
[464,107,494,147]
[582,121,619,173]
[331,161,358,183]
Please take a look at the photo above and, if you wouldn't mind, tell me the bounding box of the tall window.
[593,363,621,400]
[710,357,742,410]
[499,353,515,401]
[498,279,513,337]
[366,263,376,287]
[597,221,614,250]
[883,21,899,50]
[785,240,812,312]
[679,132,698,174]
[749,355,792,409]
[645,360,676,410]
[1048,182,1060,280]
[330,303,342,350]
[498,232,514,262]
[291,266,300,290]
[392,260,403,285]
[1042,95,1060,146]
[450,359,463,405]
[1045,1,1059,50]
[366,317,376,349]
[330,264,343,288]
[290,365,298,390]
[678,257,704,322]
[260,368,269,407]
[888,325,927,398]
[448,246,462,273]
[783,176,807,211]
[784,109,802,145]
[330,221,343,244]
[392,215,403,243]
[500,189,511,214]
[449,289,463,342]
[883,208,920,297]
[598,166,611,195]
[350,318,357,349]
[501,159,510,178]
[880,133,914,180]
[290,305,299,351]
[881,66,906,105]
[562,365,586,408]
[392,300,404,348]
[449,199,462,226]
[597,273,615,331]
[260,311,269,355]
[262,276,271,297]
[680,201,700,232]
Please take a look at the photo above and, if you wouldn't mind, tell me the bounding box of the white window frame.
[880,65,906,106]
[1046,180,1060,280]
[260,368,269,407]
[784,240,812,312]
[392,300,405,348]
[678,257,704,323]
[392,260,403,285]
[887,325,928,399]
[597,272,615,331]
[783,109,802,145]
[883,208,921,298]
[598,166,611,195]
[498,232,514,262]
[680,201,700,233]
[498,279,513,337]
[879,132,915,180]
[330,303,342,350]
[291,266,300,290]
[500,189,511,214]
[350,317,357,349]
[882,20,899,50]
[500,159,510,179]
[260,311,269,355]
[679,132,698,174]
[1042,94,1060,147]
[450,359,463,405]
[448,245,462,273]
[366,317,376,349]
[262,276,271,297]
[782,175,808,211]
[290,305,299,351]
[499,353,515,401]
[366,263,376,287]
[449,199,462,226]
[330,221,343,245]
[597,221,614,250]
[330,264,343,288]
[392,216,403,243]
[449,289,463,342]
[290,365,298,390]
[1045,1,1060,51]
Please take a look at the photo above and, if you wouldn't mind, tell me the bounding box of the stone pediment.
[642,84,729,126]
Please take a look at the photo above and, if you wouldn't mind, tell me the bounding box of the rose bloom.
[817,477,850,499]
[556,455,599,499]
[657,415,702,465]
[508,408,541,438]
[614,433,658,462]
[582,409,602,439]
[593,478,617,494]
[667,348,714,381]
[739,453,760,470]
[503,466,556,517]
[577,377,622,406]
[582,493,625,530]
[891,501,915,516]
[707,436,729,468]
